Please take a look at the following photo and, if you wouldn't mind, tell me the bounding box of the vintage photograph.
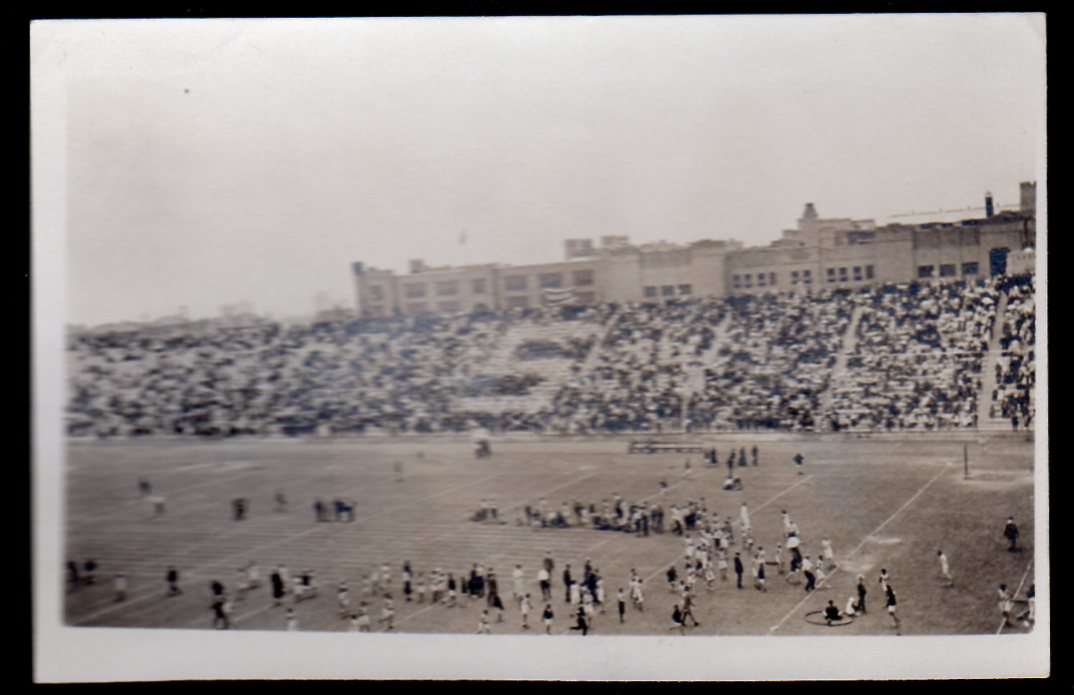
[32,14,1047,681]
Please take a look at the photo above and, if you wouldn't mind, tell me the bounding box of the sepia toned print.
[33,14,1046,682]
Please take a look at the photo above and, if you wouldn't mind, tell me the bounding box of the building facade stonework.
[353,184,1036,316]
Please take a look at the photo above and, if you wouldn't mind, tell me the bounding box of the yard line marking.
[997,557,1034,635]
[547,474,819,634]
[69,471,506,623]
[767,463,951,635]
[638,474,816,586]
[71,587,173,626]
[388,472,603,630]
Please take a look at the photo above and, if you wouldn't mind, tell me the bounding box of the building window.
[769,272,776,286]
[436,280,459,296]
[939,263,957,277]
[744,274,753,288]
[505,275,528,292]
[404,283,426,299]
[405,302,428,315]
[853,266,862,282]
[506,295,529,309]
[803,270,812,284]
[678,284,692,295]
[732,276,741,289]
[791,270,800,285]
[917,265,935,279]
[539,273,564,289]
[644,286,658,298]
[757,273,766,287]
[827,268,836,283]
[838,267,848,283]
[437,300,460,313]
[573,269,595,286]
[471,278,487,294]
[661,285,674,297]
[865,265,875,280]
[962,262,979,276]
[367,285,385,301]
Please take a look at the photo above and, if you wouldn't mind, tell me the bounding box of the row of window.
[374,261,981,305]
[643,284,693,298]
[732,272,778,289]
[918,262,978,278]
[389,290,605,314]
[506,270,595,292]
[826,265,876,283]
[376,270,599,302]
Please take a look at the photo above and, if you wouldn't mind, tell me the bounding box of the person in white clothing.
[821,538,835,568]
[512,564,526,604]
[520,593,532,629]
[740,503,751,533]
[937,550,954,586]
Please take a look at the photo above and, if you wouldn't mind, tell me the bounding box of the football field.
[62,433,1036,637]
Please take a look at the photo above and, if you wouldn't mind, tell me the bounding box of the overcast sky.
[33,15,1045,326]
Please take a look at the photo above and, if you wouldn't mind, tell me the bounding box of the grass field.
[62,433,1036,638]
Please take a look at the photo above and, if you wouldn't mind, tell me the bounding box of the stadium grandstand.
[66,273,1036,438]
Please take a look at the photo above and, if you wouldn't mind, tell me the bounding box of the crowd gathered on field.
[65,274,1034,439]
[67,460,1036,635]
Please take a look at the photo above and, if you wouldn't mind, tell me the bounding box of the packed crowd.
[828,279,997,431]
[991,274,1035,430]
[688,290,858,432]
[66,275,1035,437]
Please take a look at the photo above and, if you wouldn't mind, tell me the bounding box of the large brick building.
[353,183,1037,316]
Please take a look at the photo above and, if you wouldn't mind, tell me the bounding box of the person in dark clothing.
[751,445,759,466]
[166,566,182,596]
[314,499,327,522]
[726,453,735,477]
[617,589,626,623]
[824,600,841,625]
[680,593,700,627]
[232,498,246,521]
[563,565,573,603]
[793,453,805,475]
[67,561,81,590]
[271,568,285,606]
[738,448,748,468]
[1004,516,1020,551]
[666,565,678,592]
[733,553,744,589]
[569,606,589,635]
[211,595,230,629]
[670,604,685,634]
[83,559,98,585]
[856,574,867,614]
[210,580,225,598]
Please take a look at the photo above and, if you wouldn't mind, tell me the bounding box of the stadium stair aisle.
[816,303,865,432]
[682,314,731,430]
[977,290,1010,432]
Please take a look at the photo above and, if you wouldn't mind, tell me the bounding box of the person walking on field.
[733,553,744,589]
[886,584,901,632]
[520,594,532,630]
[937,549,955,586]
[856,575,868,614]
[998,584,1014,626]
[166,566,182,597]
[1003,517,1020,552]
[542,604,554,635]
